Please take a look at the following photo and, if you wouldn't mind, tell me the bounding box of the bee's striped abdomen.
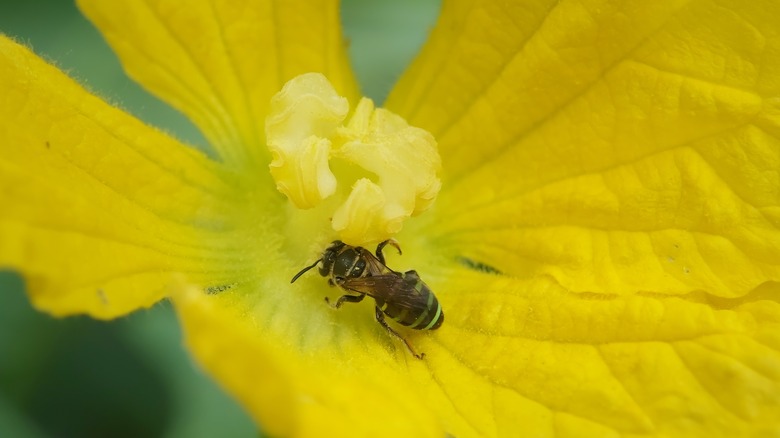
[376,271,444,331]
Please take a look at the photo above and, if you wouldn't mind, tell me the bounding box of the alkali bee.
[291,239,443,359]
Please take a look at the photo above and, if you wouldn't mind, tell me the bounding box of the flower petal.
[77,0,360,168]
[0,36,239,318]
[172,285,444,437]
[391,0,780,297]
[419,271,780,437]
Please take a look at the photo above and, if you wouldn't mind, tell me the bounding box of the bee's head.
[291,240,347,284]
[291,240,368,284]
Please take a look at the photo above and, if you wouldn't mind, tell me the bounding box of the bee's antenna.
[291,259,322,283]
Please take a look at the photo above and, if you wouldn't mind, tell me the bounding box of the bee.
[291,239,443,359]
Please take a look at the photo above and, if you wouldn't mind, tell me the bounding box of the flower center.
[265,73,441,246]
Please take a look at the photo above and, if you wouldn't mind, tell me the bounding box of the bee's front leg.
[325,293,364,309]
[375,239,402,265]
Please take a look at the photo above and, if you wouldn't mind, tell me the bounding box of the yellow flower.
[2,0,780,437]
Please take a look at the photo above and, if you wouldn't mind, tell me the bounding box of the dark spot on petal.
[204,283,237,294]
[456,257,502,275]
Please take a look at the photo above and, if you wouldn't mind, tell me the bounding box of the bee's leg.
[376,239,402,265]
[325,293,364,309]
[328,275,346,287]
[374,307,425,360]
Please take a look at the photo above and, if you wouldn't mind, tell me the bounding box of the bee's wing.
[341,274,429,313]
[360,249,396,276]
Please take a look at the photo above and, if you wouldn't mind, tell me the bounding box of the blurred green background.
[0,0,439,436]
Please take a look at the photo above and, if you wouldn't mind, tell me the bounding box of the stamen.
[265,73,441,245]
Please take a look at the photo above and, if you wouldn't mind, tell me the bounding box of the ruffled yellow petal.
[172,285,443,438]
[77,0,359,169]
[266,73,441,245]
[0,36,238,318]
[265,73,349,208]
[391,0,780,298]
[331,98,441,243]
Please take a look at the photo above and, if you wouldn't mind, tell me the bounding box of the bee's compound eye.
[318,263,330,276]
[320,249,336,276]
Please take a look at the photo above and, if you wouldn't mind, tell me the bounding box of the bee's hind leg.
[376,239,402,265]
[325,293,364,309]
[374,307,425,360]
